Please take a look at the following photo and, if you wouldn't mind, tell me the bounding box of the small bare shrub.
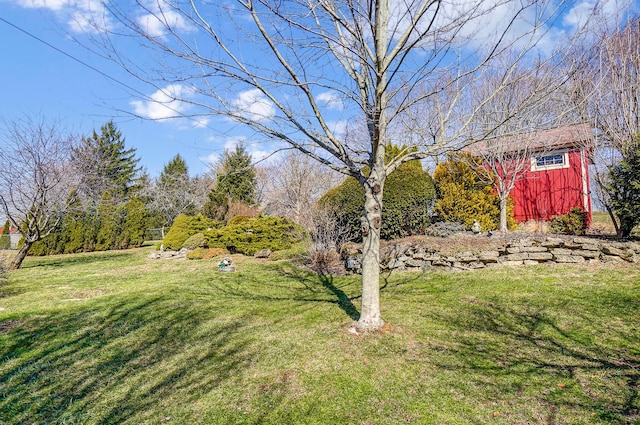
[308,247,345,275]
[224,201,260,223]
[307,207,350,275]
[517,220,549,233]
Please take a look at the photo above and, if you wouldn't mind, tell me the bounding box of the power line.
[0,16,151,101]
[0,15,265,166]
[0,16,210,129]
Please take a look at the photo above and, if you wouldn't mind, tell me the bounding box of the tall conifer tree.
[73,121,141,204]
[204,144,257,220]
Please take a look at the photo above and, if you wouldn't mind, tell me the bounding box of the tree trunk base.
[354,317,385,333]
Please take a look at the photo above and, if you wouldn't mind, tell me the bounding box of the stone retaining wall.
[344,236,640,273]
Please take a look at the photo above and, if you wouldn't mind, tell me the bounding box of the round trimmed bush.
[319,162,436,241]
[162,214,222,250]
[204,216,304,255]
[182,233,206,250]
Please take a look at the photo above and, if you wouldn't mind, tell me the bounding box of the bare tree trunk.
[357,171,385,332]
[499,196,508,232]
[604,205,622,238]
[9,242,31,271]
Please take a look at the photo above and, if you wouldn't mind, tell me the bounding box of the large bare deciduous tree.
[260,151,343,230]
[566,16,640,237]
[90,0,591,331]
[0,118,80,270]
[466,61,579,232]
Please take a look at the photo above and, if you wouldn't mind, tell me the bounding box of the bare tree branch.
[0,117,80,270]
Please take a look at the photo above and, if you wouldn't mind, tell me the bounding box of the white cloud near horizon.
[131,84,193,120]
[199,136,274,166]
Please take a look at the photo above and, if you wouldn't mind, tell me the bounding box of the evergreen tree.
[96,192,118,251]
[204,144,257,220]
[0,220,10,250]
[160,154,189,186]
[119,196,148,248]
[150,154,201,231]
[608,144,640,237]
[433,153,515,232]
[73,120,141,204]
[319,145,436,241]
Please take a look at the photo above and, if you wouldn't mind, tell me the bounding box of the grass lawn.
[0,246,639,424]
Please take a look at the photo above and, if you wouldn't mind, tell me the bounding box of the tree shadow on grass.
[422,297,639,423]
[20,250,138,269]
[204,263,363,321]
[0,296,260,424]
[316,272,360,320]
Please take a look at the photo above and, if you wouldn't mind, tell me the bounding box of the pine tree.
[608,144,640,237]
[151,154,200,230]
[73,121,141,204]
[434,153,515,232]
[160,154,189,186]
[204,144,257,220]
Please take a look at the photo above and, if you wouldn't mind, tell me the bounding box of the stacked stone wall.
[344,236,640,273]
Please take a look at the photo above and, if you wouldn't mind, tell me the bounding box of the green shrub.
[204,216,304,255]
[607,143,640,237]
[227,215,252,226]
[162,214,221,250]
[182,233,206,250]
[0,221,11,250]
[433,153,515,231]
[269,242,309,261]
[549,207,588,235]
[319,162,436,241]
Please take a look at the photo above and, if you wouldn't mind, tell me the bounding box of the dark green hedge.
[319,163,436,241]
[204,216,304,255]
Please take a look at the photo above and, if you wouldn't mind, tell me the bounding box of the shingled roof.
[468,123,593,155]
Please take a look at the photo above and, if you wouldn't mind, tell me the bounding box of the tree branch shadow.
[422,297,640,422]
[204,263,363,321]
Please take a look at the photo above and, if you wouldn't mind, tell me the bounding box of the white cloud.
[563,1,598,30]
[200,136,274,166]
[231,89,276,122]
[13,0,113,33]
[14,0,66,10]
[327,120,347,138]
[131,84,193,120]
[137,7,194,38]
[317,91,344,110]
[563,0,631,31]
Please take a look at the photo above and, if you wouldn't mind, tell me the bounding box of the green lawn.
[1,247,639,424]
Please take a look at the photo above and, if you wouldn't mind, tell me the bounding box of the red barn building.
[497,124,594,225]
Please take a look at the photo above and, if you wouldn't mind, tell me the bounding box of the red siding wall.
[511,150,592,224]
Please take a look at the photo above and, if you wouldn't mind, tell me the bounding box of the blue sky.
[0,2,254,177]
[0,0,636,178]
